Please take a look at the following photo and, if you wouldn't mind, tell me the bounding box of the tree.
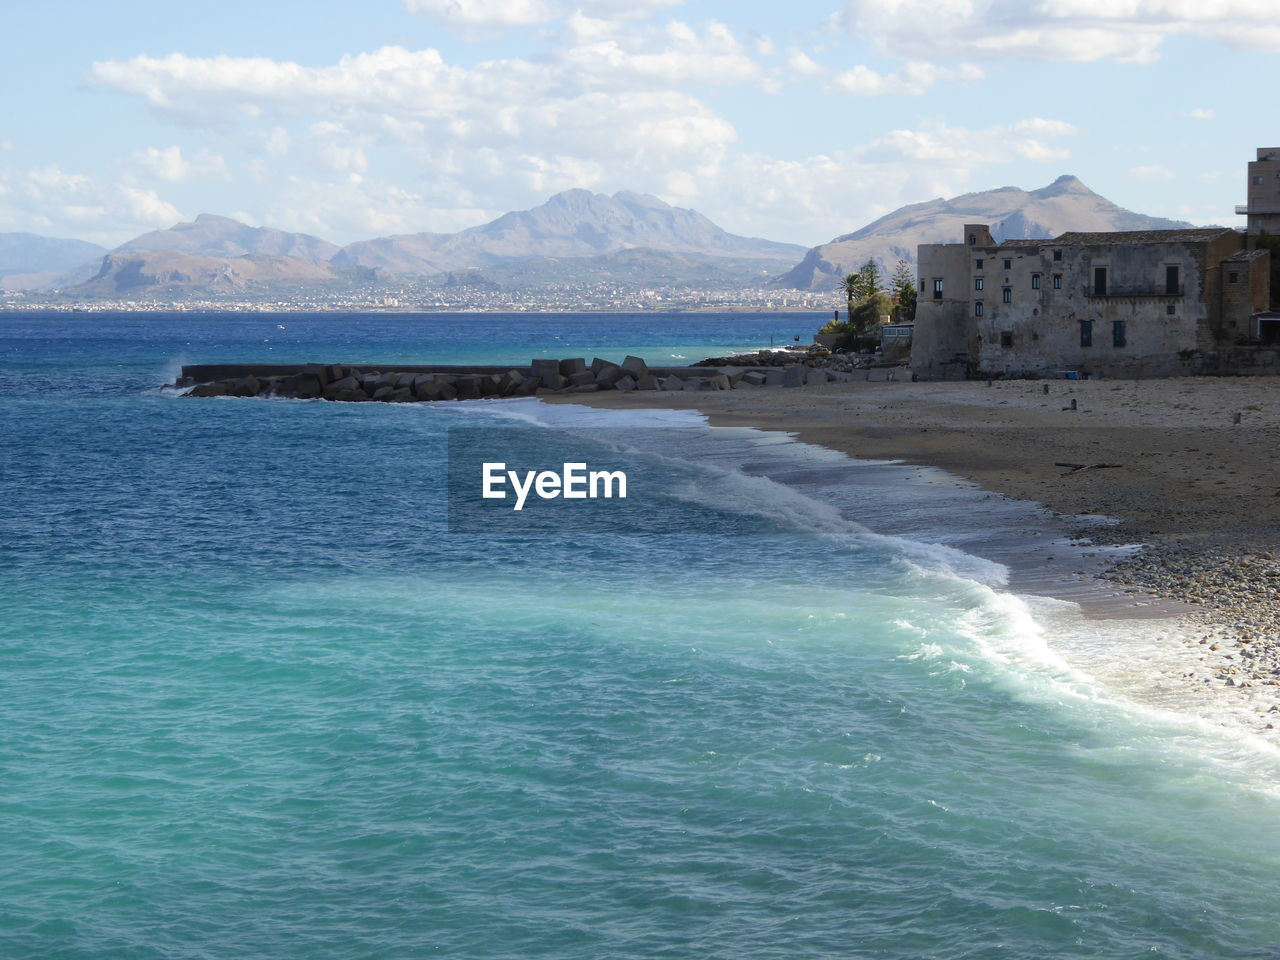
[856,259,883,301]
[840,272,861,319]
[890,258,917,323]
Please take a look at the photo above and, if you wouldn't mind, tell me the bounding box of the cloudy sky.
[2,0,1276,248]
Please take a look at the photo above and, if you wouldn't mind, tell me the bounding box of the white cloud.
[0,140,12,151]
[404,0,681,29]
[1182,107,1214,119]
[134,145,228,182]
[87,34,749,203]
[1129,164,1176,181]
[833,0,1280,62]
[825,60,984,96]
[0,163,181,243]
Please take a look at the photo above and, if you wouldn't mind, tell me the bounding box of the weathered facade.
[1242,147,1280,235]
[911,223,1272,378]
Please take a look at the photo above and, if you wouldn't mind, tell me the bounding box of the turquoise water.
[4,312,1280,959]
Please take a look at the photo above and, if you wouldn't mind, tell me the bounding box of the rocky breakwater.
[177,355,856,403]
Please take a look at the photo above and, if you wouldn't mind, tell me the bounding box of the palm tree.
[840,272,861,321]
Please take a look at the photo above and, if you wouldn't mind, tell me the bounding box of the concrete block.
[571,384,600,393]
[709,374,731,390]
[559,358,586,376]
[783,366,805,387]
[740,371,767,386]
[764,369,785,387]
[371,385,395,401]
[230,376,261,397]
[804,367,830,386]
[635,374,660,390]
[595,364,626,388]
[454,377,482,400]
[622,355,649,379]
[659,376,684,391]
[391,388,414,402]
[186,381,231,397]
[615,375,637,392]
[590,357,610,374]
[568,370,596,387]
[532,358,561,380]
[498,370,525,395]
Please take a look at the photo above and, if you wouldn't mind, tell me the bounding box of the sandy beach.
[548,375,1280,730]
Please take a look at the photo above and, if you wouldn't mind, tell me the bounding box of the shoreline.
[543,375,1280,737]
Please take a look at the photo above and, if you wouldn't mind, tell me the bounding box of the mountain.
[74,250,367,296]
[334,189,805,276]
[114,214,339,261]
[776,175,1194,290]
[0,233,107,290]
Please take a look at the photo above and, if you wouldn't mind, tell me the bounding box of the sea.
[3,310,1280,960]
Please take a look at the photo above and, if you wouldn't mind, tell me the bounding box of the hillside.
[0,233,107,290]
[115,214,339,261]
[334,189,805,276]
[74,250,368,296]
[777,176,1194,290]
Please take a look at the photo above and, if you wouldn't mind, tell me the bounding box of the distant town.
[0,280,836,314]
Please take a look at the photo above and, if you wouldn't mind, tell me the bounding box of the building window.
[1053,250,1062,261]
[976,258,984,269]
[1093,266,1108,296]
[933,279,943,300]
[1254,176,1265,185]
[1166,305,1176,315]
[975,277,984,291]
[1229,271,1240,283]
[1080,319,1093,347]
[1031,273,1042,290]
[968,233,976,245]
[1053,274,1062,289]
[1000,332,1013,348]
[1113,320,1127,348]
[975,301,984,317]
[1003,258,1012,270]
[1002,287,1012,303]
[1165,265,1180,295]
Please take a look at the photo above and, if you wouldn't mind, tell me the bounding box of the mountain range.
[0,178,1201,298]
[777,175,1193,290]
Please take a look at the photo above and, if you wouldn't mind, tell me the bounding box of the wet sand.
[546,375,1280,731]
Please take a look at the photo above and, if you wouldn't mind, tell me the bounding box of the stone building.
[911,222,1272,378]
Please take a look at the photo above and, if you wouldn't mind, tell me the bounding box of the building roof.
[998,238,1050,247]
[1223,247,1270,262]
[1053,227,1236,245]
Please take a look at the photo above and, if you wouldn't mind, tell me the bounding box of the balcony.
[1237,204,1250,215]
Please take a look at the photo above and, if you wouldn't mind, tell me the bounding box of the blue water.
[4,311,1280,960]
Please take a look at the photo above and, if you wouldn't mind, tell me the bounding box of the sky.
[1,0,1277,249]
